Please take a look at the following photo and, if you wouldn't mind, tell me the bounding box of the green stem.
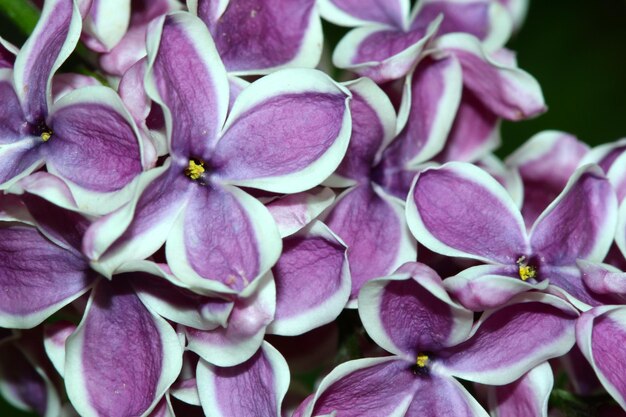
[0,0,40,35]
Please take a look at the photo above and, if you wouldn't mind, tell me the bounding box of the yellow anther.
[185,160,205,180]
[416,353,429,368]
[516,256,536,281]
[41,130,52,142]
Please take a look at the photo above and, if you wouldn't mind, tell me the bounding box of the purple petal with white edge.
[412,0,512,50]
[444,264,549,312]
[84,162,192,277]
[0,342,61,417]
[439,293,578,385]
[266,187,335,238]
[130,271,235,331]
[576,305,626,410]
[437,33,546,120]
[0,224,95,329]
[407,162,528,264]
[46,85,143,195]
[171,378,200,406]
[530,164,617,266]
[506,131,589,226]
[404,373,489,417]
[578,259,626,295]
[498,0,529,30]
[83,0,131,51]
[334,77,397,183]
[44,321,77,377]
[318,0,409,27]
[378,54,462,169]
[268,221,350,336]
[148,397,175,417]
[197,342,289,417]
[487,362,552,417]
[13,0,81,122]
[51,73,101,101]
[359,262,473,360]
[0,69,24,143]
[199,0,322,74]
[436,90,500,163]
[325,183,417,303]
[477,154,524,209]
[213,69,351,193]
[0,194,32,223]
[333,19,441,83]
[185,274,275,367]
[0,139,44,189]
[166,184,281,294]
[306,357,418,417]
[65,279,183,417]
[145,11,229,159]
[544,265,616,311]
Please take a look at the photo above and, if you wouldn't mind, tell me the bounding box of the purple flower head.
[406,162,618,311]
[296,262,578,417]
[0,0,145,214]
[319,0,514,82]
[0,176,183,417]
[84,12,352,293]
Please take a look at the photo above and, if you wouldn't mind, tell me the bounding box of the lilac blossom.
[406,162,617,311]
[0,0,145,214]
[294,262,578,417]
[318,0,513,82]
[84,12,352,294]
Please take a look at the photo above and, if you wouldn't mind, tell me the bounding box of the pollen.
[516,256,536,281]
[416,353,429,368]
[40,129,52,142]
[185,159,205,180]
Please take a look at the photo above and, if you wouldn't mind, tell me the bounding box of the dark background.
[1,0,626,415]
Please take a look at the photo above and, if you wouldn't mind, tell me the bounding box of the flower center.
[416,352,429,368]
[185,159,206,181]
[40,128,53,142]
[411,352,431,376]
[516,256,537,281]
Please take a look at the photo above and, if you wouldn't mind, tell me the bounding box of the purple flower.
[84,12,352,293]
[0,0,144,214]
[406,162,617,310]
[295,262,578,417]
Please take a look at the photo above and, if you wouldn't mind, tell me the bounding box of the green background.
[1,0,626,415]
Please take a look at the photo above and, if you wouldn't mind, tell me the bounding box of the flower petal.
[437,33,546,120]
[268,221,350,336]
[318,0,409,27]
[406,162,528,264]
[506,131,589,226]
[439,293,578,385]
[0,139,44,189]
[196,342,289,417]
[332,20,440,83]
[545,266,616,311]
[530,164,618,266]
[0,224,94,329]
[198,0,322,74]
[325,183,417,303]
[487,362,553,417]
[266,187,335,238]
[379,54,463,168]
[43,321,76,378]
[145,11,229,159]
[334,77,397,183]
[359,262,473,359]
[185,274,275,367]
[578,260,626,296]
[14,0,81,121]
[444,264,549,311]
[166,184,281,294]
[213,69,351,193]
[0,69,24,143]
[576,305,626,410]
[83,0,131,51]
[65,279,183,417]
[306,356,422,417]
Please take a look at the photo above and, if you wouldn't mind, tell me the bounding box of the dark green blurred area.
[0,0,626,415]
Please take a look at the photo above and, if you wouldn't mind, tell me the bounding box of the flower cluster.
[0,0,625,416]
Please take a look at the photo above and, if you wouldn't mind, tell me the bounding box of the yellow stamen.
[416,353,429,368]
[185,160,205,180]
[41,130,52,142]
[516,256,536,281]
